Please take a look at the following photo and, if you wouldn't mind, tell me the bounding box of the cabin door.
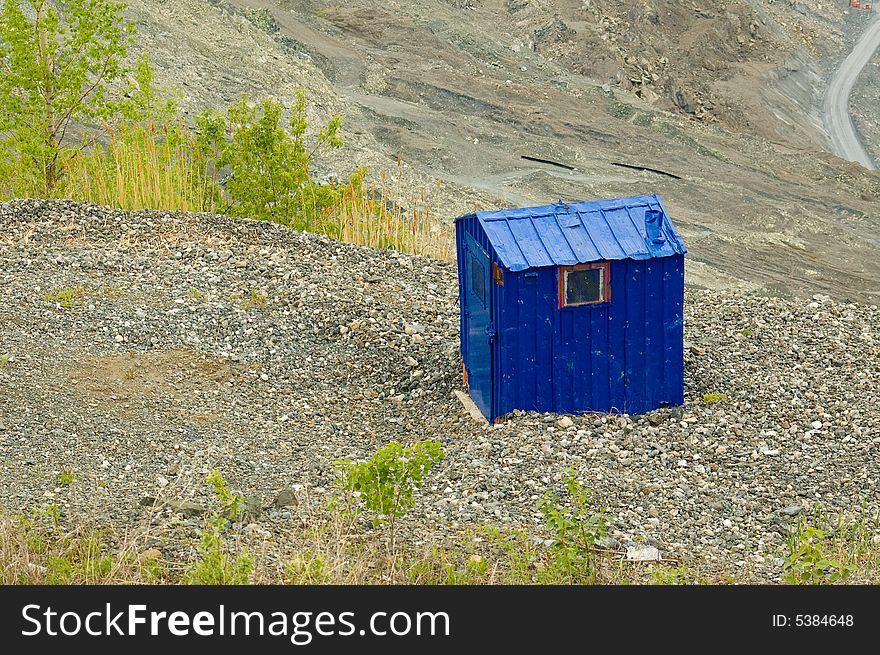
[464,234,493,420]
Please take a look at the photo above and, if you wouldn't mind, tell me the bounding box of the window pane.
[469,253,486,306]
[565,268,602,305]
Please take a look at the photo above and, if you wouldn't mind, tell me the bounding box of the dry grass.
[0,510,156,584]
[3,121,454,260]
[0,499,635,585]
[0,469,663,586]
[330,165,453,260]
[2,478,780,586]
[63,121,218,214]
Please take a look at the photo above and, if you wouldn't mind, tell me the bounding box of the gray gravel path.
[1,200,879,582]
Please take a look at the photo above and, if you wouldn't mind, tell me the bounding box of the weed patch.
[783,508,880,584]
[183,470,253,584]
[43,287,85,310]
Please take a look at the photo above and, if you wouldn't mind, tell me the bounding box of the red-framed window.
[558,261,611,308]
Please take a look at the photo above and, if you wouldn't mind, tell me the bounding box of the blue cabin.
[455,194,687,422]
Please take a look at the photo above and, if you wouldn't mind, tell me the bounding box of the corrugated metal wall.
[495,255,684,417]
[456,214,504,420]
[458,213,684,420]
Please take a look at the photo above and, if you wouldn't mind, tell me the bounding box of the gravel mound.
[1,199,879,582]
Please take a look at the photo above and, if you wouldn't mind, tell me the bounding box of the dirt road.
[824,15,880,170]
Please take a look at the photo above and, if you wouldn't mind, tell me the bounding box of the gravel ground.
[1,199,879,583]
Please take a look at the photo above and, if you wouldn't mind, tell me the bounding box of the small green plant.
[648,565,689,585]
[43,287,85,309]
[189,288,207,302]
[536,470,607,584]
[285,551,329,584]
[740,329,752,337]
[140,556,166,582]
[56,470,76,487]
[246,289,267,310]
[334,439,444,546]
[702,392,728,404]
[784,519,854,584]
[465,553,490,577]
[31,501,61,524]
[407,547,491,585]
[183,469,253,585]
[205,468,244,522]
[0,352,8,368]
[231,289,269,311]
[131,548,168,582]
[183,519,253,585]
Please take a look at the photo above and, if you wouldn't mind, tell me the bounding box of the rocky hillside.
[117,0,880,302]
[446,0,845,138]
[2,200,879,582]
[132,0,855,142]
[850,31,880,165]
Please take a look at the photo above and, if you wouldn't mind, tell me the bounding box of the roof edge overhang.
[454,194,687,271]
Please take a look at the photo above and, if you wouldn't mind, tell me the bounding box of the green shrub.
[183,470,253,585]
[334,439,444,546]
[702,392,728,404]
[195,92,342,228]
[784,519,854,584]
[335,440,444,520]
[536,470,607,584]
[0,0,166,197]
[183,516,253,585]
[205,468,244,522]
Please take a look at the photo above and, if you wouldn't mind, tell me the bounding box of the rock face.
[110,0,880,302]
[1,199,880,582]
[532,17,577,53]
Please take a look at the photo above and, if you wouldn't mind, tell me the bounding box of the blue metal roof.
[462,194,686,271]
